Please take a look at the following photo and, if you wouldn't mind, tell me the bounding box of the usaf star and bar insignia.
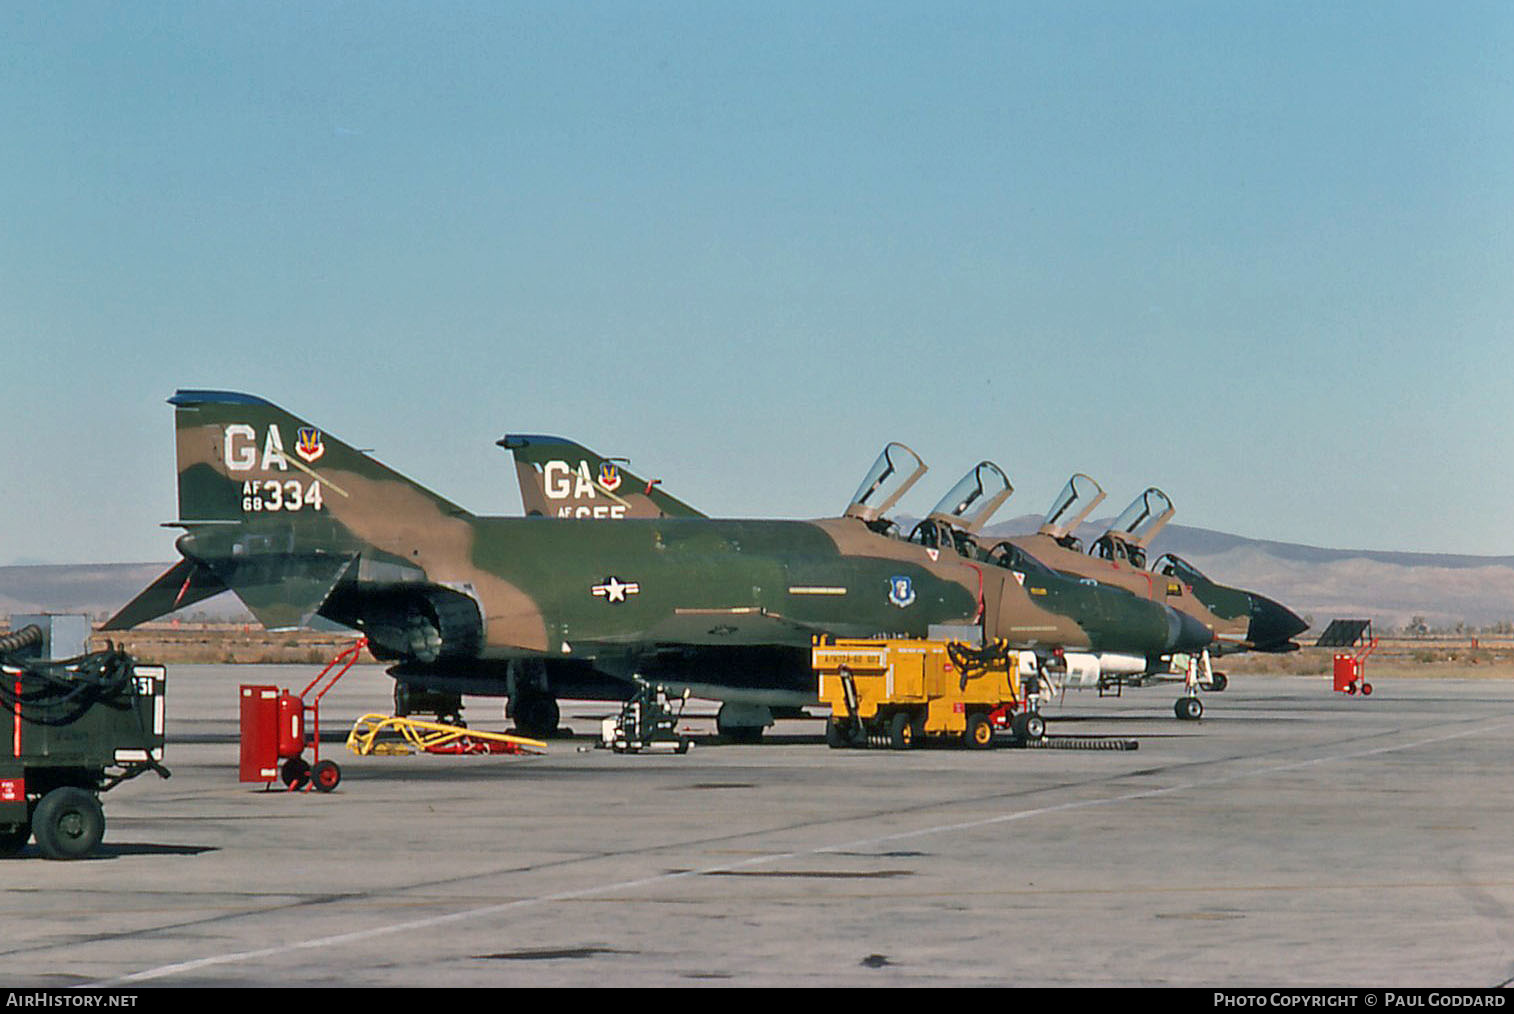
[592,576,641,603]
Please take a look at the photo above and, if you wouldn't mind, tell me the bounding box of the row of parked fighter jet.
[105,392,1308,740]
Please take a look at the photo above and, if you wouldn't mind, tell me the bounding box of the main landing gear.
[509,693,561,740]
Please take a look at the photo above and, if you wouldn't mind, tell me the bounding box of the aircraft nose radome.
[1247,594,1309,650]
[1166,607,1215,653]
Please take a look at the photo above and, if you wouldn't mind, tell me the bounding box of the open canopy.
[1102,487,1174,547]
[844,442,927,523]
[925,461,1012,533]
[1037,473,1106,540]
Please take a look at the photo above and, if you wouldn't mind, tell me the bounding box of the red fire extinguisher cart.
[239,638,367,791]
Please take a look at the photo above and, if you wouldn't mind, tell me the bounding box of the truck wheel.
[888,712,915,750]
[825,718,848,749]
[0,822,30,857]
[312,760,342,793]
[33,788,105,860]
[964,713,994,750]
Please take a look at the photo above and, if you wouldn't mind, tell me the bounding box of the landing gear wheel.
[964,712,994,750]
[33,787,104,860]
[1175,696,1203,721]
[393,681,412,718]
[1206,672,1229,692]
[715,708,765,744]
[514,695,560,740]
[888,712,915,750]
[311,759,342,793]
[1011,711,1046,742]
[281,757,311,790]
[0,821,30,857]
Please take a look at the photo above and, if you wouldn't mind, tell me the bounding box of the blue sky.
[3,1,1512,564]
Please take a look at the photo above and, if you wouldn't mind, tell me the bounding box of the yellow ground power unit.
[813,636,1045,750]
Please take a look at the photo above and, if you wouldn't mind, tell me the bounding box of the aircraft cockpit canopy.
[984,540,1053,575]
[908,518,979,558]
[1154,553,1208,587]
[1037,473,1106,541]
[1092,533,1145,568]
[844,442,927,525]
[1101,487,1175,548]
[924,461,1012,533]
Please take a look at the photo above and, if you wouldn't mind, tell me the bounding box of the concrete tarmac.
[2,664,1512,988]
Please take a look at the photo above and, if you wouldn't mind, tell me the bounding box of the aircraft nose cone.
[1247,594,1308,650]
[1166,607,1215,654]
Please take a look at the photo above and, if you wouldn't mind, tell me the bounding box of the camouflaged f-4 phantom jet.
[997,475,1308,695]
[105,393,1214,740]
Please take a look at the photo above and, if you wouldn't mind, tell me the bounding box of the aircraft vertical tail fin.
[170,389,469,523]
[106,390,473,632]
[499,434,705,519]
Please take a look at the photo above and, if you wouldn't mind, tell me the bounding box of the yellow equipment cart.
[813,636,1045,750]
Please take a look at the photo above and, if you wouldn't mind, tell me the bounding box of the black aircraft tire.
[514,696,560,739]
[33,788,104,861]
[722,725,763,745]
[1208,672,1229,692]
[1022,712,1046,741]
[1175,696,1203,721]
[0,821,30,857]
[393,681,410,717]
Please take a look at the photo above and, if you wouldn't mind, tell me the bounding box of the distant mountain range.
[4,520,1512,633]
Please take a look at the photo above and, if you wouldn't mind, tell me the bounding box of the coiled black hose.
[0,624,43,656]
[0,647,138,727]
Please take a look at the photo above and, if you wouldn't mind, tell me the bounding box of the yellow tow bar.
[345,714,548,757]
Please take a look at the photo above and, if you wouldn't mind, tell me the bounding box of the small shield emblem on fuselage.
[888,575,916,608]
[598,462,622,492]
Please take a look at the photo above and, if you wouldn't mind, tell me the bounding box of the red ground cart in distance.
[1317,619,1377,696]
[1,627,169,859]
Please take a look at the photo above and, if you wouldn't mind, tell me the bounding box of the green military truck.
[1,626,169,859]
